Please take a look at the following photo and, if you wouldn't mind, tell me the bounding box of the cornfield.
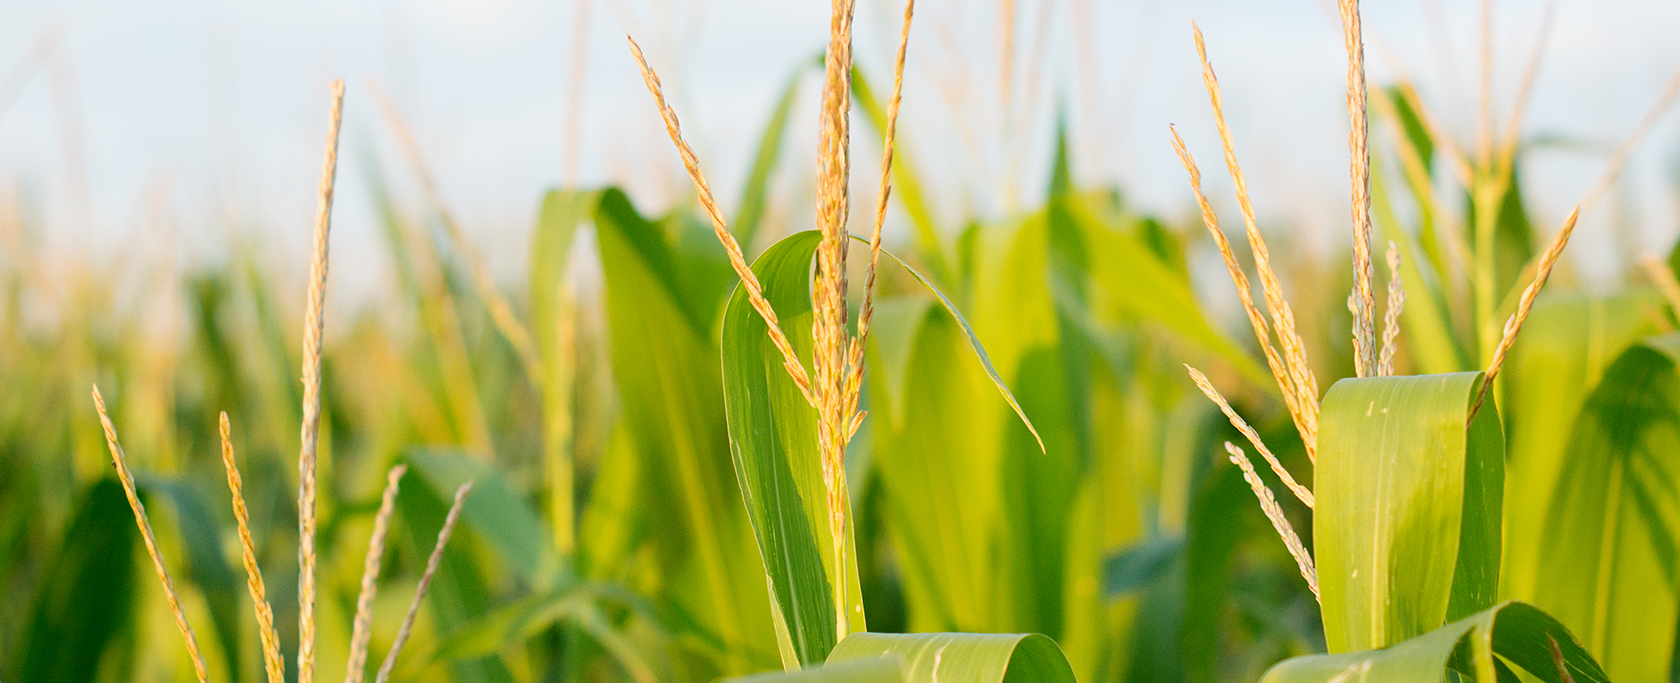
[4,1,1679,682]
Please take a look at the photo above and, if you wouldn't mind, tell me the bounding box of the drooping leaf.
[828,632,1077,683]
[1260,602,1607,683]
[1315,372,1505,652]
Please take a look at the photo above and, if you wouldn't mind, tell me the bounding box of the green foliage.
[724,633,1078,683]
[1261,602,1606,682]
[1316,372,1504,652]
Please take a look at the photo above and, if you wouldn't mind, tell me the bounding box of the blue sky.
[2,0,1678,307]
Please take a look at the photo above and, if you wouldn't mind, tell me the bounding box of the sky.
[2,0,1679,309]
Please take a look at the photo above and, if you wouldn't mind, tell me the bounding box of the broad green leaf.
[1316,372,1505,652]
[726,230,1043,661]
[595,187,778,676]
[1510,331,1680,681]
[828,632,1077,683]
[16,479,138,683]
[734,67,805,250]
[720,230,857,668]
[406,449,558,584]
[432,579,660,679]
[727,658,903,683]
[1260,601,1607,683]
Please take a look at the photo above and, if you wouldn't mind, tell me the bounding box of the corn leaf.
[531,188,596,556]
[1103,536,1184,597]
[1316,372,1504,652]
[147,479,243,683]
[1507,328,1680,681]
[1071,196,1273,391]
[724,230,1043,662]
[827,632,1076,683]
[1370,159,1470,374]
[721,632,1079,683]
[1260,601,1606,682]
[866,300,1006,634]
[720,230,858,666]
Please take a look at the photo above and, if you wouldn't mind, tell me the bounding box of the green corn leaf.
[734,67,806,250]
[720,230,857,666]
[1506,327,1680,681]
[16,479,138,683]
[531,189,596,557]
[827,632,1076,683]
[729,632,1078,683]
[723,230,1043,664]
[1072,194,1274,392]
[1381,85,1450,282]
[866,300,1006,634]
[1316,372,1505,652]
[1260,601,1607,682]
[431,581,658,662]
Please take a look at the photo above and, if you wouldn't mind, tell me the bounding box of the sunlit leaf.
[1316,372,1504,652]
[1260,602,1606,683]
[829,632,1076,683]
